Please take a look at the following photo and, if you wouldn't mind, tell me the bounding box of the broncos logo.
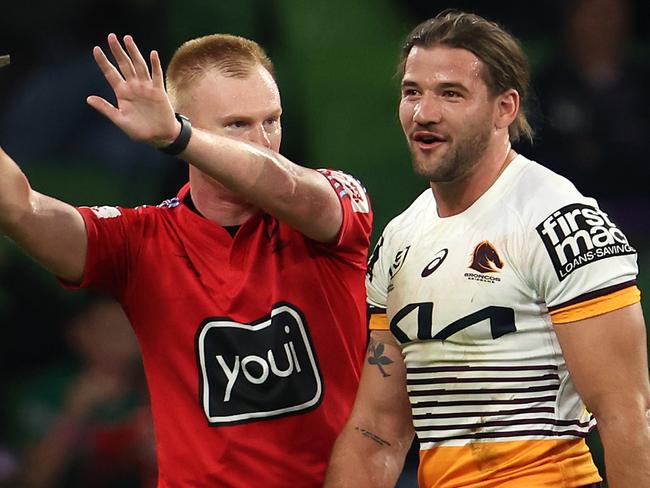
[469,241,503,273]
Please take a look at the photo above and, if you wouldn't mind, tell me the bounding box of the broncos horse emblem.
[470,241,503,273]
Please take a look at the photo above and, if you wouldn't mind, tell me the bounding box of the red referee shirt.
[66,170,372,487]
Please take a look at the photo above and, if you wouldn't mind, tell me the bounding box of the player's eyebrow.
[400,79,419,89]
[401,78,469,94]
[437,81,469,94]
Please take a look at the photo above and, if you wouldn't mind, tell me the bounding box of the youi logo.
[196,304,322,425]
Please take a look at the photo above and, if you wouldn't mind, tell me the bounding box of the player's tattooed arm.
[354,426,392,447]
[355,333,405,446]
[367,335,394,378]
[324,330,413,487]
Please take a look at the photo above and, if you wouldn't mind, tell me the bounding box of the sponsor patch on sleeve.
[536,203,636,281]
[87,206,122,219]
[157,197,180,209]
[318,169,370,213]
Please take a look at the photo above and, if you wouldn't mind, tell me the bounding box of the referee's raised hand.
[87,34,180,150]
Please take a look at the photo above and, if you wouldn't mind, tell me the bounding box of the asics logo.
[421,248,448,277]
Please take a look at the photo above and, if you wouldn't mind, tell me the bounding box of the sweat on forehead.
[403,45,485,79]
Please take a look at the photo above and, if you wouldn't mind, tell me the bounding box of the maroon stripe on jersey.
[412,406,555,420]
[414,418,592,432]
[407,364,558,373]
[418,428,591,443]
[411,396,557,408]
[548,279,637,311]
[368,306,386,315]
[408,384,558,396]
[407,373,559,384]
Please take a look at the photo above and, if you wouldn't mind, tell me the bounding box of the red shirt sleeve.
[62,205,144,302]
[316,169,373,266]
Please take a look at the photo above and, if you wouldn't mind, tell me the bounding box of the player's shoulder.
[382,188,433,240]
[505,155,597,222]
[504,156,634,273]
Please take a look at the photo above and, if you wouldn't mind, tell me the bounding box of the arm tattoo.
[355,426,392,447]
[367,336,394,378]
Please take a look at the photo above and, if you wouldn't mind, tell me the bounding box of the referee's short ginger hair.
[399,10,534,144]
[166,34,275,108]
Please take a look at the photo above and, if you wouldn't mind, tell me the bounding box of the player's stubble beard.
[410,114,492,184]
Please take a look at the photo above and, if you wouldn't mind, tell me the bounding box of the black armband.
[159,113,192,156]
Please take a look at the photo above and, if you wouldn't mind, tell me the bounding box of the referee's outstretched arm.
[87,34,344,244]
[0,146,87,284]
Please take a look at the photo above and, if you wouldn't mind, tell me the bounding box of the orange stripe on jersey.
[550,285,640,324]
[369,313,389,330]
[418,438,601,487]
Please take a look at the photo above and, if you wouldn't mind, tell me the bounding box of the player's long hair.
[166,34,275,109]
[398,10,534,144]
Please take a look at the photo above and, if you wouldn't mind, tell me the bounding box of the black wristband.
[159,113,192,156]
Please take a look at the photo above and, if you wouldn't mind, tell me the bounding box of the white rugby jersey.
[367,155,640,487]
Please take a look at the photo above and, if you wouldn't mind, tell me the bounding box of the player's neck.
[430,140,516,218]
[189,170,258,226]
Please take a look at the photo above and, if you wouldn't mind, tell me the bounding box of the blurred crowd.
[532,0,650,244]
[1,297,155,487]
[0,0,648,486]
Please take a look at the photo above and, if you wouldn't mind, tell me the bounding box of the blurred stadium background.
[1,0,648,486]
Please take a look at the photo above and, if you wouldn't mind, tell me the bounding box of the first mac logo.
[196,304,323,425]
[536,203,635,281]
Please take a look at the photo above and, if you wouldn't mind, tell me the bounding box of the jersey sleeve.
[316,169,373,265]
[61,205,143,302]
[366,230,392,331]
[365,190,429,332]
[525,196,640,324]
